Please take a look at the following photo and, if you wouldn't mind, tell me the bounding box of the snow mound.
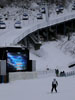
[30,47,46,57]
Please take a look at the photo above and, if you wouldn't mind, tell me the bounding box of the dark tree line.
[0,0,73,7]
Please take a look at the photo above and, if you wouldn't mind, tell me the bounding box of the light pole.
[45,3,49,23]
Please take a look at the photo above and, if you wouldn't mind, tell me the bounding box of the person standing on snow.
[51,79,58,93]
[55,69,59,77]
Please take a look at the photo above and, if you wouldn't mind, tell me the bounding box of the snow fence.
[9,69,55,82]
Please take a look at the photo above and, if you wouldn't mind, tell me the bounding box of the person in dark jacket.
[55,69,59,77]
[51,78,58,93]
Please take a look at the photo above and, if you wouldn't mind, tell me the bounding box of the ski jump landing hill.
[0,11,75,46]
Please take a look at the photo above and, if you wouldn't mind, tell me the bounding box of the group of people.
[55,69,66,77]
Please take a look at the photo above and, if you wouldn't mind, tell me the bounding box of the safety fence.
[65,71,75,77]
[1,69,75,83]
[9,69,55,82]
[59,70,75,77]
[37,69,55,78]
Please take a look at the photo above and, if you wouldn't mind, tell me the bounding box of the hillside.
[30,41,75,72]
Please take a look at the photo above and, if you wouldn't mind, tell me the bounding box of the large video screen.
[7,52,28,71]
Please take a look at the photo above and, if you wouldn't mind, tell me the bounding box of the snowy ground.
[0,76,75,100]
[30,41,75,72]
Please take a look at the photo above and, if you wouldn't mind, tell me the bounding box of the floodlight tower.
[44,1,50,40]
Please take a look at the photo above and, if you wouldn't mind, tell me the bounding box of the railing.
[66,71,75,77]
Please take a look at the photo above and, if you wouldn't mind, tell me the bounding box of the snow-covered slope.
[30,41,74,71]
[0,76,75,100]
